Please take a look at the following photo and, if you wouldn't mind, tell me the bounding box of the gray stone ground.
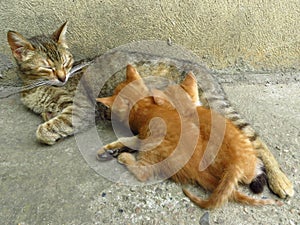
[0,59,299,224]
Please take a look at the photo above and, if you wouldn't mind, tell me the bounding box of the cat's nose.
[56,70,66,82]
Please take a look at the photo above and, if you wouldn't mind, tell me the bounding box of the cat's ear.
[151,89,174,108]
[96,96,114,108]
[7,31,35,61]
[181,72,197,89]
[126,64,142,82]
[52,21,68,47]
[180,72,200,104]
[125,64,149,95]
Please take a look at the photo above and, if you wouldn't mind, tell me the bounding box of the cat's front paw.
[268,169,294,198]
[36,123,61,145]
[117,153,136,165]
[96,147,115,161]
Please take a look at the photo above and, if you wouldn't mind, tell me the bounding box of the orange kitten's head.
[7,22,74,84]
[96,64,149,122]
[150,72,200,114]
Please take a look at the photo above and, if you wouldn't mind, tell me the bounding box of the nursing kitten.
[7,22,94,145]
[96,65,281,209]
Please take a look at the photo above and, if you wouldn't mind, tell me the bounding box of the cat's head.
[7,22,74,85]
[96,64,149,122]
[150,72,200,112]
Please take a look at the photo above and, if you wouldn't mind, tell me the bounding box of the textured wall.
[1,0,300,72]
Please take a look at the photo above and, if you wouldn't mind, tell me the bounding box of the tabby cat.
[6,23,293,199]
[96,65,282,209]
[7,22,94,145]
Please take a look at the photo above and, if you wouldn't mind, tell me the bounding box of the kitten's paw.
[117,153,136,165]
[268,169,294,198]
[36,123,60,145]
[96,147,114,161]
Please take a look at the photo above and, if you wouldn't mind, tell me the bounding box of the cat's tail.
[232,191,283,206]
[183,166,241,209]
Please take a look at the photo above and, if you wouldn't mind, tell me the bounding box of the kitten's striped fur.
[7,23,293,198]
[7,22,95,145]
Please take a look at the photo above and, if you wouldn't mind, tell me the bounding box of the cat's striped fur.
[7,22,95,145]
[7,23,293,198]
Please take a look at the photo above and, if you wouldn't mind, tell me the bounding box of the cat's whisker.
[0,79,52,99]
[21,80,49,91]
[67,61,91,78]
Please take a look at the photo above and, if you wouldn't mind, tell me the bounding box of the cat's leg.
[117,153,153,182]
[21,87,77,144]
[253,138,294,198]
[238,126,293,198]
[231,122,293,197]
[96,136,139,160]
[218,102,293,198]
[36,104,75,145]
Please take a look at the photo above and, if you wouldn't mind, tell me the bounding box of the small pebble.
[199,212,209,225]
[135,207,141,214]
[167,37,172,46]
[101,192,106,197]
[155,187,163,194]
[289,220,295,225]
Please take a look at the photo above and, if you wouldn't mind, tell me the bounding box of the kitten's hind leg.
[117,153,153,182]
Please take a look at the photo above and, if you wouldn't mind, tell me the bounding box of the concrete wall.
[1,0,300,72]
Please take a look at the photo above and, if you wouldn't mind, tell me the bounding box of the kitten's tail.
[183,166,241,209]
[232,191,283,206]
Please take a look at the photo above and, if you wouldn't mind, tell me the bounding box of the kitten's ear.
[96,97,114,108]
[181,72,197,88]
[125,64,149,95]
[52,21,68,47]
[180,72,200,104]
[7,31,34,61]
[126,64,142,82]
[151,89,172,106]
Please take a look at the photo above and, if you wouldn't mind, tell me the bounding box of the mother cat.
[6,22,293,199]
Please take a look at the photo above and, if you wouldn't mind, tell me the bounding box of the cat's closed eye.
[38,66,55,74]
